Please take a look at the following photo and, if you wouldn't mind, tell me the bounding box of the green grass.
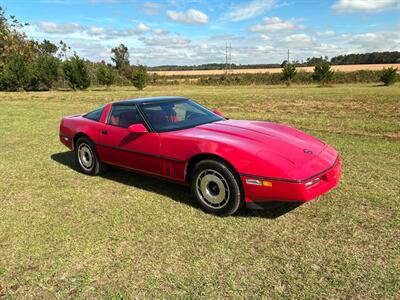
[0,84,399,298]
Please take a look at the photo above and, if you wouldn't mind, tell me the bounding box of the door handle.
[101,130,108,135]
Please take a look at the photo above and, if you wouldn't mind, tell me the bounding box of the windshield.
[140,99,224,132]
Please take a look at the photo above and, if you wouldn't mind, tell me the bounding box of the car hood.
[197,120,324,160]
[190,119,338,180]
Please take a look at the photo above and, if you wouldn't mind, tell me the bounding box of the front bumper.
[241,157,341,203]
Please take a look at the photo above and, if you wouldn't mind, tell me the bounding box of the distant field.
[0,84,399,298]
[154,63,400,76]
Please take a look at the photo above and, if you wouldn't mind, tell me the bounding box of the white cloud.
[37,21,82,34]
[256,45,274,51]
[282,33,314,44]
[139,34,191,48]
[249,17,298,32]
[153,28,169,35]
[314,43,342,53]
[334,30,400,52]
[137,23,151,33]
[317,30,336,37]
[37,20,155,39]
[332,0,399,12]
[208,34,243,41]
[68,42,110,61]
[166,9,209,24]
[259,34,270,41]
[348,32,400,49]
[86,27,130,38]
[222,0,275,22]
[349,32,380,43]
[88,26,107,35]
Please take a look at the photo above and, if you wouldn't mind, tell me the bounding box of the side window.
[108,105,143,128]
[84,106,104,122]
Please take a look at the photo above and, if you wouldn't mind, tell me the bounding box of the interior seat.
[148,110,168,125]
[119,112,139,128]
[110,115,120,126]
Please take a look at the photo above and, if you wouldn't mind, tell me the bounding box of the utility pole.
[229,43,232,72]
[225,43,232,75]
[287,49,290,64]
[225,43,228,75]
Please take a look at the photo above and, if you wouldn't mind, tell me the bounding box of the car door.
[96,103,161,175]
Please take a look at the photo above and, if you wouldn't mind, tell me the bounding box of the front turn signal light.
[262,181,273,187]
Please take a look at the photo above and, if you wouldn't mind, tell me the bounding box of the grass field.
[0,84,399,298]
[153,63,400,76]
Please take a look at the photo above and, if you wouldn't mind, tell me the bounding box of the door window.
[108,105,143,128]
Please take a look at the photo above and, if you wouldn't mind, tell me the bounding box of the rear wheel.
[75,136,106,175]
[191,159,243,216]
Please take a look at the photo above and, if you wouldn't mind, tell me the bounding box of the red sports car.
[59,96,341,216]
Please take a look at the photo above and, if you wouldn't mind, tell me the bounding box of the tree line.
[281,62,397,86]
[149,63,282,71]
[0,7,148,91]
[150,52,400,71]
[196,63,398,87]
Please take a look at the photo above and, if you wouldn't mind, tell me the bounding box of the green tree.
[0,53,34,91]
[380,67,398,86]
[96,63,115,88]
[312,61,334,86]
[130,65,148,90]
[0,45,60,91]
[35,54,60,90]
[111,44,129,70]
[62,54,90,90]
[111,44,131,79]
[0,7,61,92]
[0,6,36,70]
[281,64,297,86]
[37,39,58,55]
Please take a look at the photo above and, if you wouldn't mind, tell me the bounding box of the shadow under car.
[51,151,303,219]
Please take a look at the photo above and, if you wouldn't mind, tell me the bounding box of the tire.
[75,136,106,175]
[190,159,243,216]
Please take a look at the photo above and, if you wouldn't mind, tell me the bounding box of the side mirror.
[128,123,148,133]
[213,109,223,117]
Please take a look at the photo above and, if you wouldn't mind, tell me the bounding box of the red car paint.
[59,98,341,205]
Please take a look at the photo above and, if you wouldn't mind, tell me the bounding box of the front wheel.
[75,136,106,175]
[191,159,243,216]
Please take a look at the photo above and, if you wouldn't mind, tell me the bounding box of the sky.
[2,0,400,66]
